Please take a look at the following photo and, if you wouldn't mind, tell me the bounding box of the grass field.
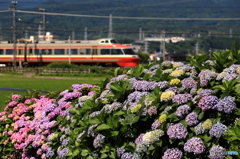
[0,73,108,111]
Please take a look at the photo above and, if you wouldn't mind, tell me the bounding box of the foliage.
[137,52,150,64]
[46,62,79,68]
[0,49,240,158]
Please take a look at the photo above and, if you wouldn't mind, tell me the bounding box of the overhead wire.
[13,10,240,20]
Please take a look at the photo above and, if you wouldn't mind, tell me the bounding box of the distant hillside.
[0,0,239,40]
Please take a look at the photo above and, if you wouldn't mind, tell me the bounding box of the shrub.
[0,50,240,159]
[46,62,79,68]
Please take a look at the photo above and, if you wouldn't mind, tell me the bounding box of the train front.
[116,44,140,67]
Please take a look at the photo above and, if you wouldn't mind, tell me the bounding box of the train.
[0,37,140,67]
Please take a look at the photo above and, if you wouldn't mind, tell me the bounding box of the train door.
[92,46,98,62]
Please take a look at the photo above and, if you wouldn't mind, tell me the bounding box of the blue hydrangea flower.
[209,145,226,159]
[175,105,191,117]
[209,122,227,138]
[213,96,236,114]
[194,123,205,135]
[185,112,198,126]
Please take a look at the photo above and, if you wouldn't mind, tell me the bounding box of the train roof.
[0,38,120,45]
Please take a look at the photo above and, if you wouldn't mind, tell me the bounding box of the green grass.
[0,74,107,111]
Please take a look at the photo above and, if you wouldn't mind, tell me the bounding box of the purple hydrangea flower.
[102,102,122,112]
[198,70,217,86]
[93,134,105,148]
[181,77,197,89]
[185,112,198,126]
[172,94,192,105]
[57,147,69,159]
[121,152,133,159]
[167,123,188,139]
[209,145,226,159]
[117,148,126,157]
[165,87,180,94]
[175,105,191,117]
[198,95,218,110]
[213,96,236,114]
[147,106,157,116]
[222,73,237,81]
[151,120,161,130]
[209,122,227,138]
[184,137,205,154]
[135,133,145,145]
[162,148,183,159]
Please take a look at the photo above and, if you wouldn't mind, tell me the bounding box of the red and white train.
[0,38,140,67]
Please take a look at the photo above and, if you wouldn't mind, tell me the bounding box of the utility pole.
[84,27,87,40]
[72,30,75,40]
[11,1,17,67]
[0,23,2,41]
[68,36,71,64]
[160,30,166,61]
[230,28,232,38]
[195,42,199,54]
[139,28,142,40]
[144,40,149,53]
[39,8,46,40]
[108,14,113,38]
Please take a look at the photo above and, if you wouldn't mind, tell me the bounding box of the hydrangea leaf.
[95,124,112,131]
[81,149,90,156]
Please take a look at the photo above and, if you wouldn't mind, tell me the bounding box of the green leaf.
[198,111,204,120]
[86,156,94,159]
[123,114,140,125]
[95,124,112,131]
[101,153,108,158]
[228,137,240,142]
[114,111,125,116]
[68,107,77,114]
[202,134,212,142]
[143,73,152,80]
[110,131,119,136]
[234,108,240,115]
[72,149,80,157]
[81,149,90,156]
[235,84,240,95]
[148,145,155,151]
[87,118,102,125]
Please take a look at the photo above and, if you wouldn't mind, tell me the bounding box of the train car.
[0,38,140,67]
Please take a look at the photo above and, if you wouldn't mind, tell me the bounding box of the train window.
[18,49,22,55]
[0,49,4,55]
[101,49,110,55]
[29,48,33,54]
[79,49,90,55]
[86,49,91,55]
[6,49,13,55]
[71,49,78,55]
[105,40,109,43]
[42,49,52,55]
[35,49,41,55]
[111,49,123,55]
[110,39,118,43]
[123,49,136,55]
[54,49,65,55]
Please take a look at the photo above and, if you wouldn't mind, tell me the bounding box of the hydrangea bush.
[1,50,240,159]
